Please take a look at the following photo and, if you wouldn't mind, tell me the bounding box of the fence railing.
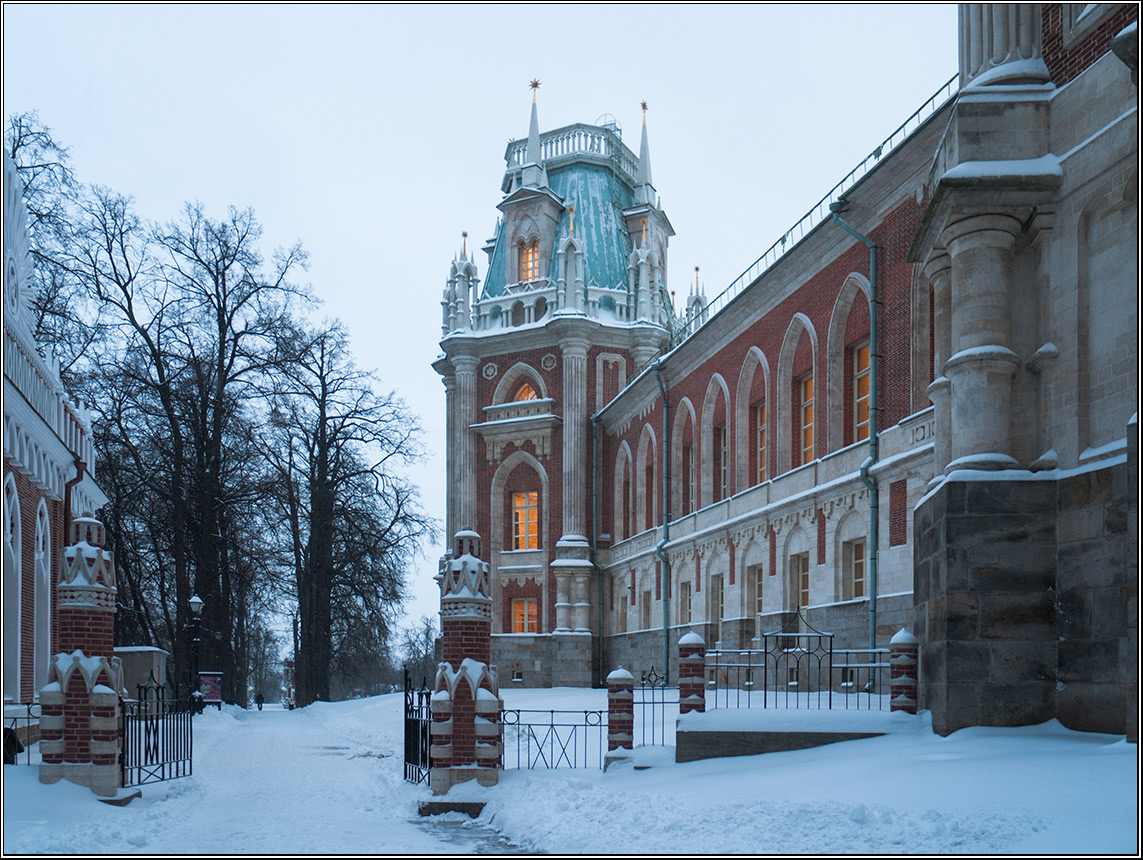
[634,668,679,747]
[501,709,608,770]
[3,702,41,766]
[120,677,193,787]
[403,669,432,785]
[705,636,890,711]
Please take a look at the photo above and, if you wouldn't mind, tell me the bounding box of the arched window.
[4,475,22,701]
[514,382,539,402]
[519,238,539,283]
[34,501,52,695]
[499,460,544,552]
[798,374,815,467]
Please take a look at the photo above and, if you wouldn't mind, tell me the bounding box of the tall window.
[679,580,692,624]
[512,491,538,549]
[515,381,538,401]
[847,538,866,599]
[854,342,871,443]
[519,239,539,282]
[616,591,628,633]
[799,375,814,466]
[710,574,725,644]
[641,590,652,629]
[750,564,765,638]
[714,424,728,501]
[512,598,538,633]
[682,444,694,514]
[791,552,810,612]
[754,401,768,484]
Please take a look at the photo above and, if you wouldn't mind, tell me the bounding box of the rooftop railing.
[504,123,640,185]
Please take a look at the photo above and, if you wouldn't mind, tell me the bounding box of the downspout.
[591,409,604,686]
[653,361,671,682]
[830,202,879,652]
[63,459,86,541]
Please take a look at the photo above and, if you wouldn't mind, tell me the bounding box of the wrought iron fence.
[706,616,890,711]
[501,709,607,770]
[120,674,193,787]
[634,668,679,747]
[403,668,433,785]
[3,702,41,766]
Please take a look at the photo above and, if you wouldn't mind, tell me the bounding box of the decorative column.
[452,355,479,532]
[555,337,593,641]
[604,667,634,768]
[924,251,953,481]
[941,214,1023,472]
[678,632,706,715]
[889,628,919,715]
[959,4,1050,88]
[431,532,503,794]
[40,515,122,797]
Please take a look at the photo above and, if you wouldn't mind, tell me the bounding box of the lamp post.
[189,593,205,713]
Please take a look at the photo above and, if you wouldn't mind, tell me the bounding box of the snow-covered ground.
[3,687,1137,854]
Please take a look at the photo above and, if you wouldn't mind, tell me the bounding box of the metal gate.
[403,668,432,785]
[120,674,193,787]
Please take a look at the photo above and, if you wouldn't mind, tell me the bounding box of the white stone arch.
[493,361,548,405]
[671,397,698,516]
[827,274,872,452]
[738,536,767,631]
[776,313,820,474]
[4,473,22,701]
[699,373,732,508]
[613,441,634,542]
[635,423,658,534]
[490,449,550,554]
[734,346,772,491]
[704,547,731,641]
[833,508,867,602]
[34,499,51,695]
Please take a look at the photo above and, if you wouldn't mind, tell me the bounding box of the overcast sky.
[4,3,959,638]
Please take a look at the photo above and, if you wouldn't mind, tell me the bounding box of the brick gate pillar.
[678,632,707,715]
[605,667,634,755]
[889,628,919,715]
[39,515,122,797]
[430,531,503,795]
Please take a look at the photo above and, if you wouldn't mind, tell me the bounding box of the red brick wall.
[442,618,491,667]
[1042,3,1138,86]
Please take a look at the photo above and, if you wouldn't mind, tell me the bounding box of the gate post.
[678,632,707,715]
[430,531,503,795]
[604,667,634,768]
[39,516,123,797]
[890,628,919,714]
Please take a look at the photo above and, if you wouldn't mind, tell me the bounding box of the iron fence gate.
[120,675,193,787]
[403,668,432,785]
[501,709,608,770]
[634,668,679,747]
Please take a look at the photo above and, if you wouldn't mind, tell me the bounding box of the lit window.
[754,401,767,484]
[799,376,814,466]
[854,342,871,443]
[519,239,539,283]
[512,491,538,550]
[512,598,538,633]
[679,580,692,625]
[514,382,538,401]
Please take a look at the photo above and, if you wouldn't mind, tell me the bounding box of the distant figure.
[255,691,264,711]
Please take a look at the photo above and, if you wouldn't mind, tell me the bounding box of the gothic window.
[752,400,768,485]
[682,443,695,514]
[798,375,815,466]
[512,597,538,633]
[641,590,652,630]
[511,491,539,550]
[679,580,692,625]
[34,501,51,695]
[853,341,871,444]
[3,474,21,701]
[616,589,628,634]
[749,564,765,638]
[514,382,539,402]
[714,424,728,502]
[519,239,539,283]
[791,552,810,613]
[710,574,725,644]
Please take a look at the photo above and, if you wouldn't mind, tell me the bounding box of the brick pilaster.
[889,628,919,715]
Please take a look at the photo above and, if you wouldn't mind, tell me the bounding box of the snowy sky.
[2,4,959,639]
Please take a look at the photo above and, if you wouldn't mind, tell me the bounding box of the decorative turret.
[442,233,478,334]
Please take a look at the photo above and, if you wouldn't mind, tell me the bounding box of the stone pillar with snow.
[605,667,634,766]
[889,628,919,715]
[39,515,123,797]
[430,531,503,795]
[678,632,706,715]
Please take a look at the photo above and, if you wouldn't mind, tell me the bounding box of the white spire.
[634,101,656,206]
[523,79,548,188]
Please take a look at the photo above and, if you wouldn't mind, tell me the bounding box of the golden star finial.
[530,78,541,102]
[462,231,468,255]
[641,100,648,112]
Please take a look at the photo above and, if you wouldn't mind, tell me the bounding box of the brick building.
[435,4,1137,737]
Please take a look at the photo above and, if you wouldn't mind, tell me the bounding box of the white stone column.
[560,338,590,542]
[453,355,479,532]
[573,572,591,632]
[959,4,1050,87]
[924,251,954,480]
[942,214,1023,471]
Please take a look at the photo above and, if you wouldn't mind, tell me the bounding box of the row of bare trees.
[7,112,433,706]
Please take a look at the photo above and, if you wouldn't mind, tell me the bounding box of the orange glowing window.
[519,240,539,283]
[512,598,538,633]
[854,342,871,443]
[512,491,539,550]
[514,382,539,402]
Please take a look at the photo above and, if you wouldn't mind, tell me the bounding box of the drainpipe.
[830,201,879,653]
[653,361,671,683]
[63,459,87,540]
[590,409,604,686]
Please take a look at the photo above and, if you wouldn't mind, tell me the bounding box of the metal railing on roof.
[668,73,959,350]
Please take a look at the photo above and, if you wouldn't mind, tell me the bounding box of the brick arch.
[827,273,872,451]
[700,373,732,508]
[777,313,820,474]
[734,346,771,491]
[492,361,547,404]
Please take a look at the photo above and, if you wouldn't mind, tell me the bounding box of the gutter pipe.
[653,360,671,683]
[830,203,880,653]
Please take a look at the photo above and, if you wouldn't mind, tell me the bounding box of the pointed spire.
[521,79,549,189]
[634,100,656,206]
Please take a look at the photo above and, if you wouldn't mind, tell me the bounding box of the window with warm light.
[754,401,767,484]
[512,597,538,633]
[799,376,814,466]
[512,491,539,549]
[519,239,539,283]
[514,381,538,402]
[854,341,871,443]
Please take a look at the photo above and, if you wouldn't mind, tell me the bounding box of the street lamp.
[189,594,205,713]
